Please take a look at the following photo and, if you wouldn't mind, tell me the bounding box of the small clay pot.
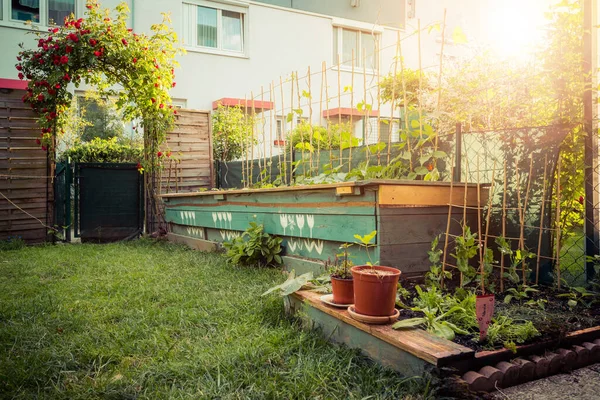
[351,265,401,316]
[331,276,354,304]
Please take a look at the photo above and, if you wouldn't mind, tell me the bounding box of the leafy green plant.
[262,271,314,297]
[524,299,548,310]
[486,315,540,348]
[223,222,283,268]
[425,235,451,289]
[392,306,470,340]
[557,286,599,309]
[212,103,257,162]
[353,230,377,266]
[495,236,535,285]
[503,285,540,305]
[452,226,479,286]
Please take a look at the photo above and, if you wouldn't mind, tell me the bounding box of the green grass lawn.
[0,240,428,399]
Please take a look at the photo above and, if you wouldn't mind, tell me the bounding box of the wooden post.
[482,161,497,294]
[434,9,447,157]
[521,156,534,285]
[476,155,485,293]
[500,160,507,292]
[441,166,455,289]
[556,157,562,288]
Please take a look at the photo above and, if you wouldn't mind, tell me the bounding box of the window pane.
[222,10,242,52]
[361,32,377,70]
[11,0,39,22]
[197,6,217,48]
[342,29,358,67]
[48,0,74,25]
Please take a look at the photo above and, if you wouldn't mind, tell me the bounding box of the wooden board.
[378,184,488,207]
[166,232,218,252]
[290,290,475,368]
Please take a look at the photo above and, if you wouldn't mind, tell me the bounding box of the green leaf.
[414,166,429,175]
[452,26,467,44]
[432,150,447,159]
[567,299,577,308]
[392,318,425,329]
[410,119,420,129]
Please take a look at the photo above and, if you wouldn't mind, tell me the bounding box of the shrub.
[285,122,353,154]
[59,137,142,163]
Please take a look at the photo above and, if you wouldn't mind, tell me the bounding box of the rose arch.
[16,0,185,170]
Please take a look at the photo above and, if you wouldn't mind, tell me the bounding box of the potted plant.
[328,243,354,305]
[351,231,401,317]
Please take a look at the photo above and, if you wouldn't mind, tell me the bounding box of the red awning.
[212,97,274,112]
[0,78,28,90]
[322,107,380,119]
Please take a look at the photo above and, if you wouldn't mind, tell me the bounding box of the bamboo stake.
[500,160,507,292]
[515,162,526,284]
[556,157,562,289]
[307,66,314,176]
[279,76,287,185]
[243,95,248,187]
[166,158,172,194]
[269,83,274,181]
[363,49,369,166]
[337,54,342,170]
[521,156,534,285]
[461,156,470,287]
[295,71,304,176]
[319,62,324,175]
[476,155,484,293]
[349,48,355,173]
[434,9,447,156]
[250,91,256,186]
[482,160,497,294]
[376,38,382,167]
[536,155,549,284]
[417,19,423,160]
[261,86,267,181]
[324,62,332,170]
[289,74,294,182]
[398,30,412,170]
[389,31,400,166]
[441,165,455,289]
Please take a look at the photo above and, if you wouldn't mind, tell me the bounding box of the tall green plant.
[212,103,256,162]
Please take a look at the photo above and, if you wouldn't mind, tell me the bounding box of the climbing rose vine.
[16,0,184,165]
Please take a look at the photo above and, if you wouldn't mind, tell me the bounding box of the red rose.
[579,196,584,205]
[66,45,73,53]
[55,83,61,89]
[173,110,178,115]
[52,28,59,33]
[121,38,128,46]
[63,73,70,81]
[166,151,172,157]
[151,98,156,103]
[172,82,176,87]
[86,4,92,9]
[37,93,44,101]
[36,139,41,145]
[154,83,159,88]
[157,151,163,157]
[133,57,137,63]
[47,37,53,42]
[89,38,97,46]
[60,55,69,64]
[41,146,47,151]
[94,50,102,57]
[127,28,133,32]
[16,65,22,71]
[159,104,164,109]
[18,73,24,80]
[48,89,56,96]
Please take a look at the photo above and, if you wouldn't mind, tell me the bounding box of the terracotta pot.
[331,276,354,304]
[351,265,401,316]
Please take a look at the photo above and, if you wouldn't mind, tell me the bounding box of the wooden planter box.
[161,180,486,277]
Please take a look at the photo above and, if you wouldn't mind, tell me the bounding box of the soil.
[395,278,600,353]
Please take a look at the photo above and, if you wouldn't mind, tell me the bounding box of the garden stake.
[501,160,507,292]
[261,85,267,180]
[389,30,399,166]
[250,92,256,186]
[476,155,485,293]
[434,8,447,157]
[363,49,369,166]
[269,83,274,179]
[242,95,248,187]
[349,48,355,173]
[278,76,286,184]
[337,54,342,170]
[319,62,324,174]
[482,160,497,294]
[417,19,423,160]
[441,166,455,289]
[556,157,562,289]
[515,162,527,284]
[397,30,412,170]
[376,39,382,166]
[166,158,172,194]
[289,75,295,181]
[307,66,313,175]
[536,155,549,284]
[460,156,470,287]
[324,62,332,170]
[294,71,306,176]
[521,156,534,285]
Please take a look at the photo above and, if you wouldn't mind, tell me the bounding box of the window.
[333,26,379,70]
[276,117,284,141]
[183,1,246,55]
[3,0,74,25]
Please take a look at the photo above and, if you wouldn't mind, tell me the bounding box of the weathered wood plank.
[166,232,218,252]
[378,184,487,207]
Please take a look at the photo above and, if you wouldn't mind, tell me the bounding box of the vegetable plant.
[557,286,599,309]
[452,226,479,286]
[328,243,354,279]
[503,285,540,305]
[223,222,283,267]
[392,306,470,340]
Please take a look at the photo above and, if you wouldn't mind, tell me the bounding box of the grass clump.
[0,240,430,399]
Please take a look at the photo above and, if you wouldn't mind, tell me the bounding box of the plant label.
[476,294,495,341]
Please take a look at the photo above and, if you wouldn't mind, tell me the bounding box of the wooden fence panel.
[0,89,51,243]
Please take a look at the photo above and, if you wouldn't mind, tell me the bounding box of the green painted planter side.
[163,187,380,264]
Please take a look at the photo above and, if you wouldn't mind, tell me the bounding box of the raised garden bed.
[161,180,485,278]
